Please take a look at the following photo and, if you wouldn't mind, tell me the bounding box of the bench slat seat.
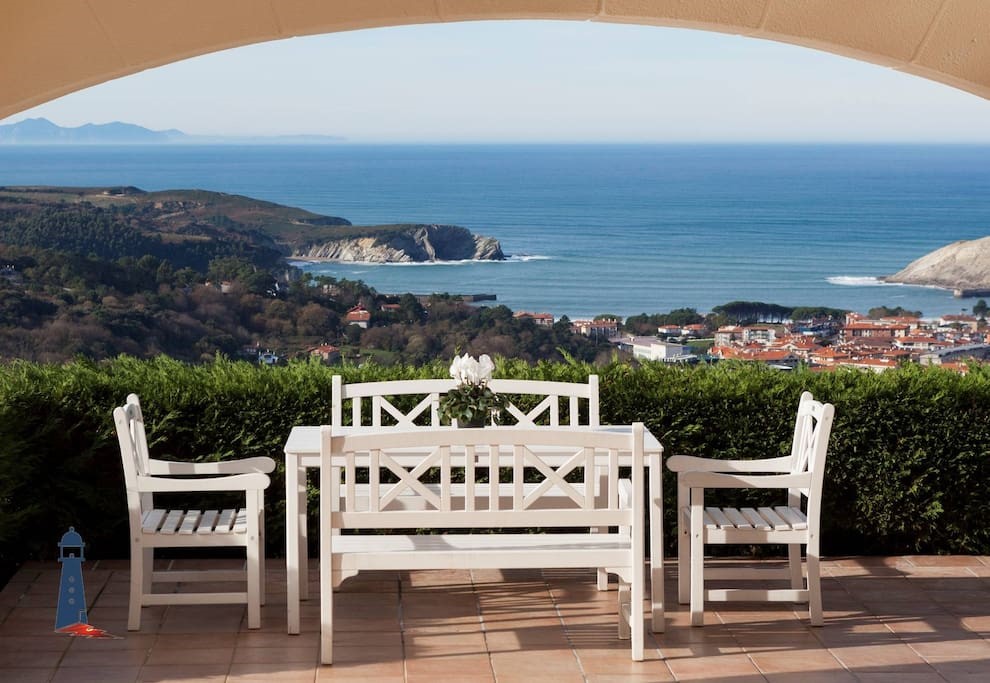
[329,533,632,571]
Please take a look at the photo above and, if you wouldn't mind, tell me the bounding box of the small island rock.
[884,236,990,295]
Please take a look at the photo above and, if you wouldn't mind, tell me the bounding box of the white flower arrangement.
[440,354,504,426]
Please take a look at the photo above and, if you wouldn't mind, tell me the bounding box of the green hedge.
[2,356,989,584]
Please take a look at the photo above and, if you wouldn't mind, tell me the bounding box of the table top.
[284,424,663,460]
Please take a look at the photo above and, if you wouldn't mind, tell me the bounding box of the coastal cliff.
[296,224,505,263]
[884,236,990,295]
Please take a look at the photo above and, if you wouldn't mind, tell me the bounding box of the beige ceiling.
[3,0,990,121]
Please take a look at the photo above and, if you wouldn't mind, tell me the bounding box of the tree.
[974,299,988,319]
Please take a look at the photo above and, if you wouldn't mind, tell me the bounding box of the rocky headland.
[296,224,504,263]
[884,236,990,296]
[0,186,505,267]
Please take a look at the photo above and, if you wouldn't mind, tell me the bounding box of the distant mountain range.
[0,118,345,145]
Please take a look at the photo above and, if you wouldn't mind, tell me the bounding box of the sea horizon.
[2,143,989,320]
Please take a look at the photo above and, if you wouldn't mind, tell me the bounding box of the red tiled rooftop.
[4,556,990,681]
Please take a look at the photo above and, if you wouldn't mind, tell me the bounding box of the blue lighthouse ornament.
[55,527,88,631]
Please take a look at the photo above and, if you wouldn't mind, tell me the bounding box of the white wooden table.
[284,424,664,634]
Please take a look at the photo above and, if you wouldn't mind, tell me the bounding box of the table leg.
[298,464,309,601]
[286,453,301,634]
[649,453,665,632]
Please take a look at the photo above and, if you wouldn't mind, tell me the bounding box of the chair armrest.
[136,472,271,493]
[666,454,792,473]
[147,457,276,476]
[679,471,811,490]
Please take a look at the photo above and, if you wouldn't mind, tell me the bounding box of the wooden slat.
[704,507,734,529]
[141,508,167,533]
[722,507,752,529]
[197,509,219,534]
[215,508,236,533]
[232,508,248,534]
[465,445,476,512]
[159,509,184,534]
[774,506,808,530]
[757,506,791,530]
[178,510,201,534]
[440,445,451,512]
[739,507,772,530]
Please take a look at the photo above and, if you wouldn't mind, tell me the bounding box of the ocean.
[2,143,989,319]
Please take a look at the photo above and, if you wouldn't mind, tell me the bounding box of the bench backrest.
[331,375,600,428]
[320,424,643,530]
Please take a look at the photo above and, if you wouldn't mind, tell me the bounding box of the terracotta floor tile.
[495,676,585,683]
[60,646,150,667]
[312,657,403,678]
[829,642,929,671]
[145,647,233,666]
[854,674,945,682]
[226,661,317,681]
[749,648,846,674]
[763,673,855,682]
[489,649,582,676]
[0,634,73,652]
[906,556,985,567]
[0,647,65,668]
[908,632,990,658]
[0,668,57,683]
[404,651,493,677]
[232,645,319,664]
[665,652,766,681]
[136,663,229,681]
[926,655,990,679]
[51,665,141,682]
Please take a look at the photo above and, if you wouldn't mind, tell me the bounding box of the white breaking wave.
[827,275,948,291]
[827,275,888,287]
[297,254,550,267]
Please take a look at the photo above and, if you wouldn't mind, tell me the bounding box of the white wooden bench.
[330,375,612,587]
[318,424,650,664]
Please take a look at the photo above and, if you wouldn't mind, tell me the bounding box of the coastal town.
[517,310,990,372]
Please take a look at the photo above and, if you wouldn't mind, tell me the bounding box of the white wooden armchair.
[113,393,275,630]
[667,392,835,626]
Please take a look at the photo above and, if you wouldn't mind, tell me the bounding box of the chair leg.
[788,543,803,591]
[677,483,689,604]
[258,493,267,606]
[617,581,631,640]
[128,544,144,631]
[632,548,645,661]
[142,547,153,593]
[246,501,261,629]
[689,488,704,626]
[807,545,823,626]
[246,551,261,628]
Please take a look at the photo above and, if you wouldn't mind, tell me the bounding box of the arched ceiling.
[3,0,990,121]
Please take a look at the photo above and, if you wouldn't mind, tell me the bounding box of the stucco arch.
[3,1,990,121]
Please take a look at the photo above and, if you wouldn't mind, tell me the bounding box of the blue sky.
[6,20,990,142]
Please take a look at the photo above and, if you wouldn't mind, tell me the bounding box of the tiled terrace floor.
[2,556,990,682]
